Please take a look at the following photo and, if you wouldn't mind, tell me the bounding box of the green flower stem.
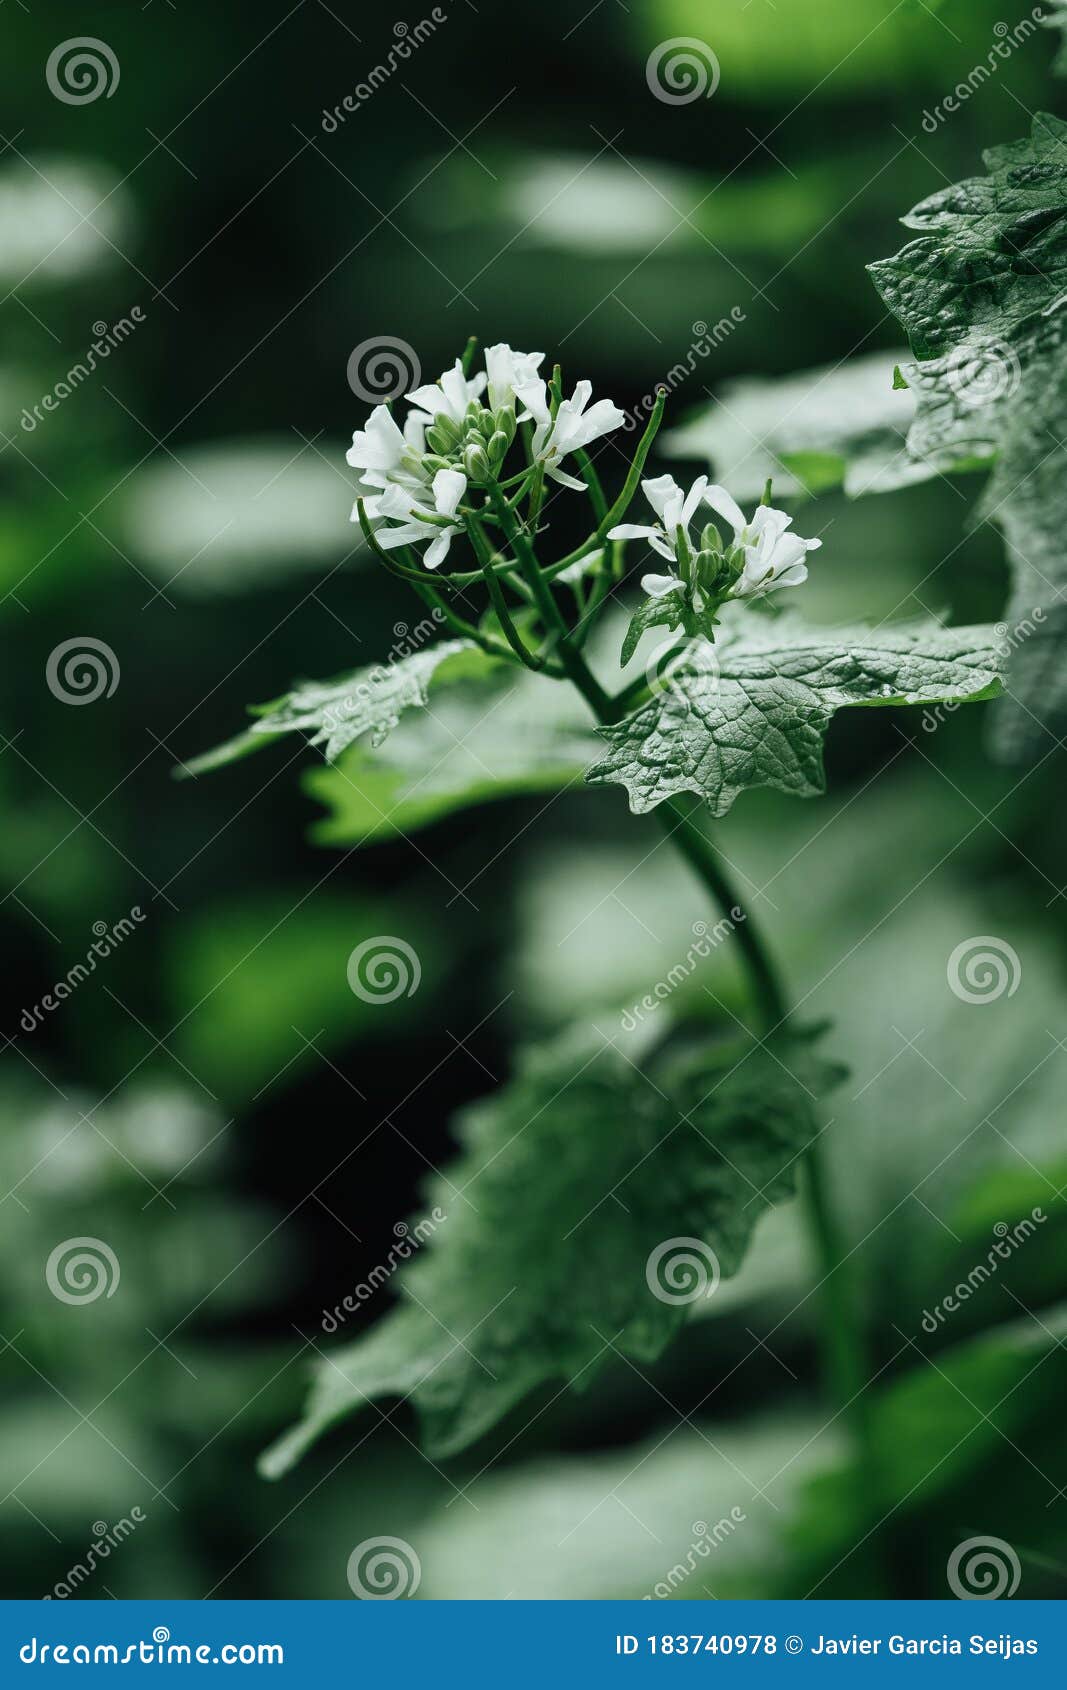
[656,793,787,1030]
[556,646,883,1582]
[548,390,667,579]
[467,515,555,675]
[575,448,608,524]
[355,501,515,665]
[662,788,884,1587]
[486,482,616,718]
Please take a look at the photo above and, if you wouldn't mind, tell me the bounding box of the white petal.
[748,503,792,541]
[485,344,544,410]
[642,474,683,522]
[607,523,660,542]
[546,464,587,492]
[406,382,447,418]
[681,474,709,528]
[641,573,683,599]
[432,468,466,519]
[439,361,476,421]
[514,377,550,427]
[403,410,428,452]
[346,405,405,472]
[765,533,809,572]
[570,397,625,448]
[569,379,593,415]
[703,484,747,537]
[376,523,431,549]
[424,528,458,570]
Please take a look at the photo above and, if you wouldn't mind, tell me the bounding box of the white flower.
[608,473,709,597]
[484,342,544,411]
[515,376,626,490]
[364,468,467,570]
[705,485,821,598]
[407,360,487,426]
[346,404,427,495]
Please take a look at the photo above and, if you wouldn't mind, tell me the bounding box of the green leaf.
[261,1021,842,1474]
[663,351,935,501]
[620,592,690,665]
[586,612,1002,817]
[304,667,599,847]
[869,113,1067,756]
[182,639,491,775]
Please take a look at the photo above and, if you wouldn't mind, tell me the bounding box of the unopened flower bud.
[423,454,454,475]
[697,546,741,595]
[487,430,510,466]
[464,442,491,482]
[493,406,517,444]
[699,522,723,556]
[426,425,456,456]
[432,412,463,449]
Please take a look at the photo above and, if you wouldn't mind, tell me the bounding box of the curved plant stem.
[467,515,552,674]
[656,793,787,1029]
[557,646,884,1587]
[486,482,616,718]
[355,501,515,665]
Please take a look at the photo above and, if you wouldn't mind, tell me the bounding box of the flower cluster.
[346,343,626,569]
[609,475,821,610]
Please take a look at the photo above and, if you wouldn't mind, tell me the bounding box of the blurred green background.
[3,0,1067,1599]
